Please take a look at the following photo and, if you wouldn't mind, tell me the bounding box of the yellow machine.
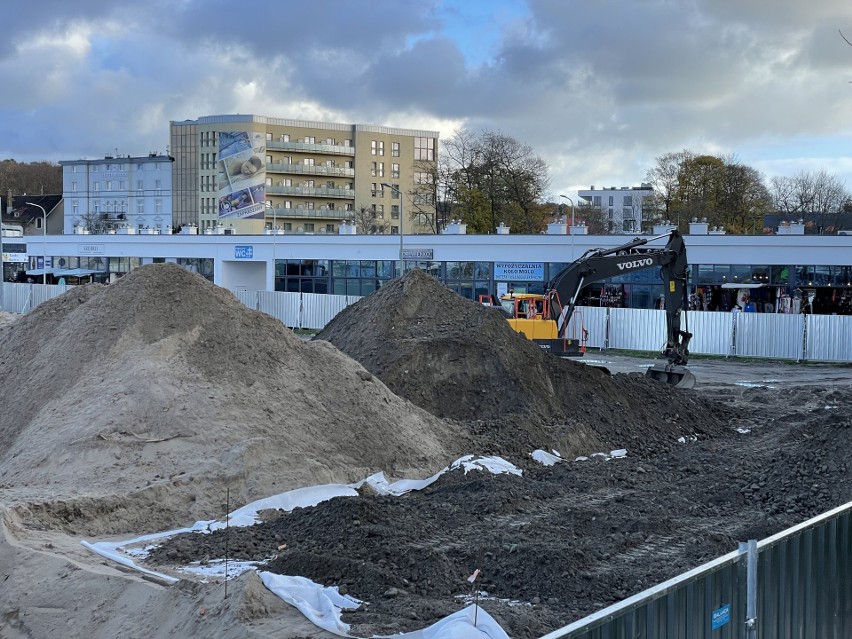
[482,292,586,356]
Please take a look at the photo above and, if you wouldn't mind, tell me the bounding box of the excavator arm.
[545,230,695,387]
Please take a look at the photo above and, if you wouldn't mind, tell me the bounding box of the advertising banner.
[494,262,544,281]
[217,130,266,220]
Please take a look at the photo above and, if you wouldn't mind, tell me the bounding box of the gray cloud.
[2,0,852,195]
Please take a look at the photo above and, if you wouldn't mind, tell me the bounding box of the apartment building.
[59,154,175,235]
[577,184,653,234]
[170,115,439,235]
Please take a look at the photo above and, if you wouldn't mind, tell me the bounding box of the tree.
[645,150,694,219]
[647,150,773,233]
[0,160,62,197]
[440,129,551,234]
[770,170,851,234]
[351,204,389,235]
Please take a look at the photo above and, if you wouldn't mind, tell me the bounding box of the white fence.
[2,282,850,363]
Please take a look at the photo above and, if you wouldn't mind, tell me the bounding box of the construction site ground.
[1,267,850,639]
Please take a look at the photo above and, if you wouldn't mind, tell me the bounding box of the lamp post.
[381,182,404,277]
[265,201,276,291]
[559,194,575,259]
[27,202,48,285]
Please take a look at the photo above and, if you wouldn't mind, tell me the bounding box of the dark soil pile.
[315,269,737,459]
[148,382,852,637]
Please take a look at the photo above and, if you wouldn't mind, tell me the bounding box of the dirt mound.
[0,264,469,535]
[315,269,736,458]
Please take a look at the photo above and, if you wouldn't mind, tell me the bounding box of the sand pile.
[0,264,470,535]
[315,269,737,458]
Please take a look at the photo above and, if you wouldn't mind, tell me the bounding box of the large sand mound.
[0,264,469,536]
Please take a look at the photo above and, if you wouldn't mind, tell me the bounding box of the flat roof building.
[169,115,439,237]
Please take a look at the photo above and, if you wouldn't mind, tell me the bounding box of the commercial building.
[8,228,852,315]
[169,115,439,236]
[59,154,175,235]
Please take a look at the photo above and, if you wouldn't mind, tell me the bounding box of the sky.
[3,0,852,197]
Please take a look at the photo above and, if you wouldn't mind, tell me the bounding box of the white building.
[577,184,653,234]
[60,154,175,235]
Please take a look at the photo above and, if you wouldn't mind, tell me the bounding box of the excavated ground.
[2,267,851,639]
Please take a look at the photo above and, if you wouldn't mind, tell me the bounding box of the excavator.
[486,229,695,388]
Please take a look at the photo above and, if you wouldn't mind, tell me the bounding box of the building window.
[378,162,384,177]
[372,183,379,196]
[378,141,384,156]
[305,136,316,144]
[156,199,163,214]
[343,139,352,146]
[326,224,334,232]
[304,158,315,166]
[266,132,272,141]
[94,182,99,191]
[306,202,315,209]
[391,184,400,198]
[72,201,78,215]
[376,204,384,218]
[392,142,400,157]
[326,181,334,188]
[138,201,144,214]
[284,200,292,209]
[414,137,434,160]
[391,205,400,219]
[137,180,143,190]
[371,140,378,155]
[327,202,335,210]
[608,196,614,206]
[155,179,162,190]
[305,180,314,188]
[371,162,377,177]
[71,181,77,192]
[391,163,400,178]
[304,223,315,232]
[282,134,290,142]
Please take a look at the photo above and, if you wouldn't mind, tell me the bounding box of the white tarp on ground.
[82,455,523,639]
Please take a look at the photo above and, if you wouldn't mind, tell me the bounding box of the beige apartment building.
[170,114,439,235]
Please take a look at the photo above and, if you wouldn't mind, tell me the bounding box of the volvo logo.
[617,257,653,271]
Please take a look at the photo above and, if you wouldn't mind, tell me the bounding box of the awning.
[53,268,104,277]
[720,283,765,289]
[25,268,59,276]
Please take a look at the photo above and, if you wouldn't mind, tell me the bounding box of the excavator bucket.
[645,364,696,389]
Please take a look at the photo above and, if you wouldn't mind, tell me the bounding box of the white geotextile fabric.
[81,455,521,638]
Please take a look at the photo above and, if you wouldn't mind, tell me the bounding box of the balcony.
[266,185,354,199]
[266,162,354,178]
[267,140,355,156]
[266,207,351,220]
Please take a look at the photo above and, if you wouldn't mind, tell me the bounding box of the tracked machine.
[488,229,695,388]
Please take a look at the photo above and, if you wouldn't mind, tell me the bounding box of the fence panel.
[540,503,852,639]
[805,314,852,362]
[256,290,301,327]
[299,292,360,330]
[229,290,259,311]
[608,308,666,352]
[734,312,804,360]
[683,311,733,357]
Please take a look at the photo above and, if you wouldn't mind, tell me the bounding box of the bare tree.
[770,170,850,233]
[645,150,694,218]
[351,204,390,235]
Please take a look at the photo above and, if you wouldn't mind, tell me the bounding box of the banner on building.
[494,262,544,281]
[218,130,266,220]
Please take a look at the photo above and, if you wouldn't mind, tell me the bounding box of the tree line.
[398,131,851,235]
[0,160,63,199]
